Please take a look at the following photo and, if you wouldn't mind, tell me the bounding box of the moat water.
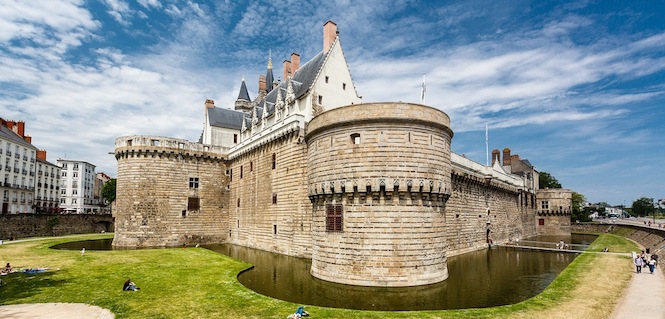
[52,234,596,310]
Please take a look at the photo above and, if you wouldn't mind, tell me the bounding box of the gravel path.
[0,303,114,319]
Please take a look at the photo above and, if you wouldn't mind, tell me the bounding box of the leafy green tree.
[570,192,590,222]
[539,171,562,189]
[101,178,117,204]
[632,197,655,217]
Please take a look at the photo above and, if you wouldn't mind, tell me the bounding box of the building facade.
[0,119,38,214]
[58,159,98,213]
[35,150,61,213]
[113,21,567,287]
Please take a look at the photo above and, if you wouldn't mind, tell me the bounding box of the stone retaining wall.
[573,223,665,253]
[0,214,113,240]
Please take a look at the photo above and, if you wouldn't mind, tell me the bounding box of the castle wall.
[305,103,453,287]
[113,136,229,247]
[446,171,537,256]
[227,130,312,258]
[536,189,572,236]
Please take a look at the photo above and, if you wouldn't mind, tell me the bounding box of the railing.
[23,155,27,161]
[13,168,19,173]
[38,170,43,175]
[6,151,11,156]
[13,152,19,158]
[22,169,27,175]
[5,166,10,172]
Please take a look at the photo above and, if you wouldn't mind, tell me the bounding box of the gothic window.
[325,204,343,232]
[189,177,199,189]
[188,197,200,211]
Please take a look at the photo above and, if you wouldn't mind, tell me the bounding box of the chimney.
[17,121,25,137]
[24,136,31,143]
[290,53,300,74]
[491,149,500,166]
[258,75,266,93]
[37,150,47,161]
[205,99,215,109]
[502,148,511,167]
[6,121,14,131]
[283,59,292,80]
[323,20,338,52]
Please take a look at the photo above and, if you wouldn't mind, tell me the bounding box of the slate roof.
[266,68,274,93]
[237,79,251,101]
[0,123,37,149]
[208,107,244,130]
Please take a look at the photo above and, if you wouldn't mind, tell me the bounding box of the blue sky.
[1,0,664,206]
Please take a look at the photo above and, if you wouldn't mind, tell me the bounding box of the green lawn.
[0,233,640,319]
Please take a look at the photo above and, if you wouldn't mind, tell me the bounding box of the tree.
[101,178,117,204]
[632,197,655,217]
[539,171,562,189]
[570,191,590,222]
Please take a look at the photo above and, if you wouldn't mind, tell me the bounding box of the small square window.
[189,177,199,189]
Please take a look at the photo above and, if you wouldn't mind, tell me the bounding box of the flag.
[420,73,426,104]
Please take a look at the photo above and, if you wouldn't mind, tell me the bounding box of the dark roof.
[266,67,274,93]
[262,51,327,117]
[0,124,37,149]
[520,159,533,168]
[237,79,251,101]
[208,107,244,130]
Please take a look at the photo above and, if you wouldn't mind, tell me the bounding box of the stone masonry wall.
[113,136,229,247]
[0,214,113,240]
[305,103,452,287]
[227,131,312,258]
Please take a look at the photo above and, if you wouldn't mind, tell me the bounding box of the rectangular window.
[234,134,238,143]
[273,225,277,235]
[237,198,240,207]
[325,76,329,83]
[342,83,346,90]
[318,95,323,104]
[230,169,233,181]
[189,177,199,189]
[325,204,343,232]
[187,197,200,211]
[240,166,243,179]
[250,161,253,172]
[271,153,276,170]
[538,218,545,226]
[541,201,549,210]
[272,193,277,204]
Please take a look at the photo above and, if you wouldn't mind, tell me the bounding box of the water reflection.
[205,234,594,310]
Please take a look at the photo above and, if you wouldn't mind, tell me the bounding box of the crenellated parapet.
[115,135,228,162]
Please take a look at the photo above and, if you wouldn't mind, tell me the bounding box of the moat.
[52,234,596,310]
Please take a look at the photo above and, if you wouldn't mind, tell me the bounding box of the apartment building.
[0,120,38,214]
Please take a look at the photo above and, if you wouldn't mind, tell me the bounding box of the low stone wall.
[0,214,114,240]
[573,223,665,254]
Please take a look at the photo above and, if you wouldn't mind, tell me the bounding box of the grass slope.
[0,233,639,319]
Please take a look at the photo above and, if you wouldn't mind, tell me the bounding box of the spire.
[237,76,251,101]
[266,50,275,93]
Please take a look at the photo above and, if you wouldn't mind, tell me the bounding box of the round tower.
[305,103,454,287]
[113,136,229,248]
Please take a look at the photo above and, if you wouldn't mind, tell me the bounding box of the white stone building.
[35,150,61,213]
[57,159,98,213]
[0,119,38,214]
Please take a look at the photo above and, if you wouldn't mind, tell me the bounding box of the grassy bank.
[0,233,639,319]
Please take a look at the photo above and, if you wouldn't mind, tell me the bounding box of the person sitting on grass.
[123,278,140,291]
[1,263,12,275]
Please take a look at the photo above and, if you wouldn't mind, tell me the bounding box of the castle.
[113,21,571,287]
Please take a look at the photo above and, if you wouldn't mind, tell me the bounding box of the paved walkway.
[611,261,665,319]
[0,303,114,319]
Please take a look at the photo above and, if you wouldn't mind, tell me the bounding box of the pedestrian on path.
[648,256,657,274]
[635,256,644,273]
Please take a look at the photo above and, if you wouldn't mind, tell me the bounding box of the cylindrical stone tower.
[305,103,454,287]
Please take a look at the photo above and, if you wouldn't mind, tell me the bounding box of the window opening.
[351,133,361,145]
[325,204,343,232]
[189,177,199,189]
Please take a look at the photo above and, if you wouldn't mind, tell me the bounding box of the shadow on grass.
[0,272,66,304]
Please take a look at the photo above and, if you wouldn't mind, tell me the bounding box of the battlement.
[114,135,228,161]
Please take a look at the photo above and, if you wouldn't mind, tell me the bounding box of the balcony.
[22,169,27,175]
[29,171,34,176]
[11,198,17,203]
[50,173,54,177]
[4,166,10,172]
[13,152,19,158]
[13,168,19,173]
[12,183,18,188]
[20,199,25,203]
[23,155,27,161]
[28,199,33,204]
[6,151,11,156]
[30,158,35,163]
[36,196,42,200]
[38,170,43,175]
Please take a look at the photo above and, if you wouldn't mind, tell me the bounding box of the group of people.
[555,240,570,250]
[634,250,658,274]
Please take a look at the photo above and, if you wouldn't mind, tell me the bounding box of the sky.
[1,0,664,206]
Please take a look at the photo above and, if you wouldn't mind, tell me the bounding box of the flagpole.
[420,73,426,104]
[485,123,489,166]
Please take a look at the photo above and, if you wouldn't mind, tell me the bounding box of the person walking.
[648,256,657,274]
[634,256,644,273]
